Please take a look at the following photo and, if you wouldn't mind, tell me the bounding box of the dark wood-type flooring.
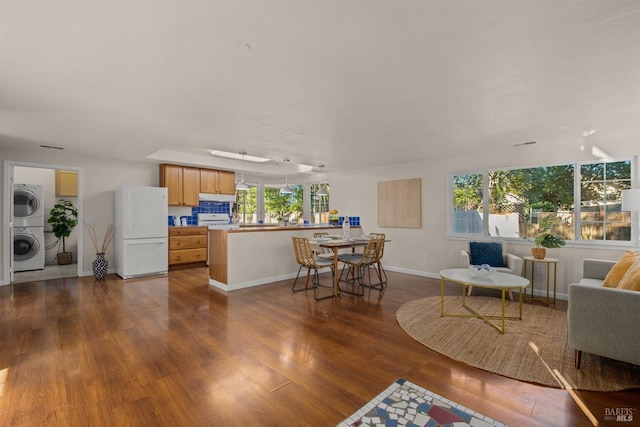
[1,268,638,426]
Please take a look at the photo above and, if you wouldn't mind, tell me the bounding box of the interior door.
[8,173,15,283]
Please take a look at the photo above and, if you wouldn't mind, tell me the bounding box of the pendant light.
[316,164,328,197]
[236,151,250,191]
[280,158,293,194]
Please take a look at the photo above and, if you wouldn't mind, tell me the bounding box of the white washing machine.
[14,227,45,272]
[13,183,44,227]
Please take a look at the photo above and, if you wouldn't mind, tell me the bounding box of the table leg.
[546,262,551,304]
[501,289,506,334]
[440,277,445,317]
[332,247,340,298]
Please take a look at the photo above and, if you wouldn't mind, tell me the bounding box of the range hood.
[199,193,236,202]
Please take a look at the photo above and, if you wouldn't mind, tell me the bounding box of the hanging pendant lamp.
[280,158,293,194]
[316,164,328,196]
[236,151,250,191]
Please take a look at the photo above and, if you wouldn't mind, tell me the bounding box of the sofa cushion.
[469,242,507,267]
[618,259,640,291]
[603,250,639,288]
[578,278,605,287]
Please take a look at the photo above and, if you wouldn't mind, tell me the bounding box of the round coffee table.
[439,268,530,334]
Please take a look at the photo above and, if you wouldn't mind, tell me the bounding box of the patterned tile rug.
[338,378,507,427]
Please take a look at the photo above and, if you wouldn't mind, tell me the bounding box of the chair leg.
[575,350,583,369]
[313,267,335,301]
[338,264,364,296]
[292,265,311,293]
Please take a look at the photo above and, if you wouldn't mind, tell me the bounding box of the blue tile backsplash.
[167,201,231,226]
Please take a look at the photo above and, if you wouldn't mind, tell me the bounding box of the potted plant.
[528,213,566,259]
[48,200,78,265]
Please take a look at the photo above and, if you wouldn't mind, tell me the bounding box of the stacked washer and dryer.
[13,184,45,272]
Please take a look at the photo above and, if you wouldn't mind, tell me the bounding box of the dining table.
[317,236,385,298]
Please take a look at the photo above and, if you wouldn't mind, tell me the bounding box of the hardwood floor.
[0,268,638,426]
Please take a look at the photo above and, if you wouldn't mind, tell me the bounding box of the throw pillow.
[603,250,640,288]
[469,242,507,267]
[617,258,640,291]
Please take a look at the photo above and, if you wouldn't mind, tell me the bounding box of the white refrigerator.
[115,185,168,279]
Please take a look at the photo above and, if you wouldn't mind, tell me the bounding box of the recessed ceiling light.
[210,150,270,162]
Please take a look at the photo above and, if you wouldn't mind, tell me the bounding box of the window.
[450,158,635,244]
[579,160,632,241]
[264,185,303,224]
[452,174,483,234]
[235,187,257,224]
[309,183,330,224]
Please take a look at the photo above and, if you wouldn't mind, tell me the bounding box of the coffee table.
[439,268,529,334]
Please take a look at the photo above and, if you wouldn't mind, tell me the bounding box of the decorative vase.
[531,248,546,259]
[92,253,108,280]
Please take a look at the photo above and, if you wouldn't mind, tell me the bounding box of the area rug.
[338,378,507,427]
[396,296,640,391]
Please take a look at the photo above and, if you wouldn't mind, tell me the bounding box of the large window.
[450,159,634,243]
[235,187,257,224]
[264,185,303,224]
[309,183,330,224]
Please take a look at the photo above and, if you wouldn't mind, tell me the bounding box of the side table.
[523,256,558,305]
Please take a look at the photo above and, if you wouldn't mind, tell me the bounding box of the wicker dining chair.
[291,236,334,301]
[368,233,388,286]
[337,237,385,295]
[313,232,333,259]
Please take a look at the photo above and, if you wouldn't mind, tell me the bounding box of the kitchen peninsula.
[208,225,362,291]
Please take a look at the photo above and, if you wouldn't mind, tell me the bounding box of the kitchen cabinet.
[55,170,78,197]
[169,227,207,266]
[159,164,200,206]
[200,169,235,195]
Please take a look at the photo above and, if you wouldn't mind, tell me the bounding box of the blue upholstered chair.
[459,239,524,300]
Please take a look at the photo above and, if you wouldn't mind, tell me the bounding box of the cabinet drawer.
[169,248,207,265]
[169,235,207,250]
[169,227,207,236]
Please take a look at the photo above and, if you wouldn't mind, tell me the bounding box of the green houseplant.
[48,200,78,265]
[529,213,566,259]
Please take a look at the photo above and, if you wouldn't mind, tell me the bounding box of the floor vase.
[93,253,108,279]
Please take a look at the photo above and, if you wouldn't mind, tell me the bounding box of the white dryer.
[14,227,45,272]
[13,183,44,227]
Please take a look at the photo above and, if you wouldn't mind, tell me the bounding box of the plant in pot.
[48,200,78,265]
[528,213,566,259]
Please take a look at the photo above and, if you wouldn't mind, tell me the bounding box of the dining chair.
[368,232,388,286]
[291,236,334,301]
[337,237,385,295]
[313,232,333,258]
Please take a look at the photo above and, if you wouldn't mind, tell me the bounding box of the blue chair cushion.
[469,242,507,267]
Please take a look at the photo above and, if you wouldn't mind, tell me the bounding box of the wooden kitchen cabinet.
[160,164,200,206]
[200,169,235,195]
[55,170,78,197]
[168,227,207,266]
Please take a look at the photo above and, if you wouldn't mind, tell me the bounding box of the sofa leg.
[575,350,583,369]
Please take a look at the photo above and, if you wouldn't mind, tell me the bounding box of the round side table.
[523,256,558,305]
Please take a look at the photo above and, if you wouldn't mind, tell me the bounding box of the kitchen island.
[208,225,362,291]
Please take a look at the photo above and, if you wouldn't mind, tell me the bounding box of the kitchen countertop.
[225,225,359,233]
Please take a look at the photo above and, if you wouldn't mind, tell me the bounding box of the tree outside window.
[264,185,303,224]
[235,187,257,224]
[310,183,330,224]
[450,158,635,243]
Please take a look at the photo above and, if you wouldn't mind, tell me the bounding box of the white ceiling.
[1,1,639,181]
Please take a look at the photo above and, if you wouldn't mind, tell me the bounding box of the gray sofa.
[568,258,640,368]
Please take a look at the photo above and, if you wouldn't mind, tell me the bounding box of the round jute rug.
[396,296,640,391]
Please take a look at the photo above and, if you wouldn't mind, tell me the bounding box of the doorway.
[3,161,84,285]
